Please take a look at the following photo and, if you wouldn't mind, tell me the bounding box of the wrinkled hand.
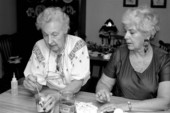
[23,75,42,93]
[97,103,117,113]
[42,94,58,113]
[96,89,112,103]
[43,94,56,113]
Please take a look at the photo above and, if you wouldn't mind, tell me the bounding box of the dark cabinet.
[16,0,86,43]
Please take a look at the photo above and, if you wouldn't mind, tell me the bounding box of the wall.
[0,0,169,43]
[86,0,170,44]
[0,0,17,35]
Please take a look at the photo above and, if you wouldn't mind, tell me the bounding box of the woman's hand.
[42,94,58,113]
[96,89,112,103]
[23,74,42,93]
[97,103,117,113]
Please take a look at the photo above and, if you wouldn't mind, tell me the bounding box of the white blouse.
[24,35,90,90]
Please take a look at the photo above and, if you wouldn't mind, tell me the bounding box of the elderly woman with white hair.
[96,6,170,112]
[23,7,90,112]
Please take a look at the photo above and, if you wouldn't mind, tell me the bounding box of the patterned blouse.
[24,35,90,90]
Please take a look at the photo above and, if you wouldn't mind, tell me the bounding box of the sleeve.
[24,44,46,85]
[69,40,90,86]
[159,53,170,82]
[103,49,121,78]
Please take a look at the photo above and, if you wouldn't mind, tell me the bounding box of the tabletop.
[0,85,170,113]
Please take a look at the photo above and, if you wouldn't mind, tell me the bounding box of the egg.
[114,108,124,113]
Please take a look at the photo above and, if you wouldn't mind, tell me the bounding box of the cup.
[59,91,76,113]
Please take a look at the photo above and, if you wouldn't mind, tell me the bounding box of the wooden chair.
[0,33,25,93]
[159,40,170,53]
[0,34,23,77]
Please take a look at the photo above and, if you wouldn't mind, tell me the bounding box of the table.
[0,85,170,113]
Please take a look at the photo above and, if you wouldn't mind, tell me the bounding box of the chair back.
[159,40,170,53]
[0,35,13,61]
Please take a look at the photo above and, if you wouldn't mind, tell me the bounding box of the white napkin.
[75,101,98,113]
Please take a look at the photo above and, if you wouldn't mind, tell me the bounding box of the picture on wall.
[123,0,138,7]
[151,0,166,8]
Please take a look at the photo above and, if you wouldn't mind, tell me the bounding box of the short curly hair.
[122,5,160,39]
[36,7,70,33]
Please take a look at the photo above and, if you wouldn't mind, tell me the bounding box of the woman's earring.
[144,39,149,53]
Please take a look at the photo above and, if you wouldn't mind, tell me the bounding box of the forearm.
[96,79,112,93]
[61,80,83,93]
[120,98,170,112]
